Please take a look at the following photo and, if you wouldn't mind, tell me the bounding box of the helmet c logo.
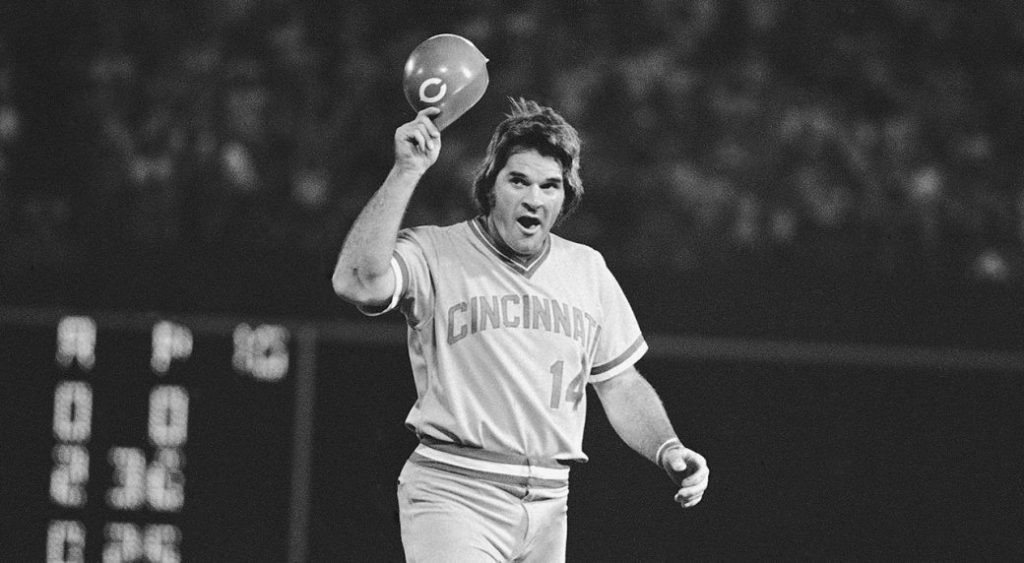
[419,78,447,103]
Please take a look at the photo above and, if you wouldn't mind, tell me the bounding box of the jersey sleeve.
[355,255,405,317]
[356,227,435,326]
[588,257,647,383]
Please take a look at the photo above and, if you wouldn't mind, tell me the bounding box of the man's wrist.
[655,437,684,469]
[390,162,428,181]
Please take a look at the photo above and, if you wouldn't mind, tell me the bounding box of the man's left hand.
[662,447,709,508]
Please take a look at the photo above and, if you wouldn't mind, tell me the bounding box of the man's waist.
[411,437,571,488]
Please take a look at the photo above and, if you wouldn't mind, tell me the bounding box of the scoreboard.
[1,309,314,562]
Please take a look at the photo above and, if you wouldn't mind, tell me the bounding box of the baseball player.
[333,99,709,562]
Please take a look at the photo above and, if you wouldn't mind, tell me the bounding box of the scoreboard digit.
[1,312,304,562]
[49,317,190,562]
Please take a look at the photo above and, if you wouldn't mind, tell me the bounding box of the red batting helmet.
[402,34,489,130]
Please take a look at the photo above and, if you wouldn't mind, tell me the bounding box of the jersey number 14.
[549,360,586,410]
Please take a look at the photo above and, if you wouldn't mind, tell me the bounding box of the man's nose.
[523,184,543,207]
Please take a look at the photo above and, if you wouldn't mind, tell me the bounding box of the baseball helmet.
[402,34,489,130]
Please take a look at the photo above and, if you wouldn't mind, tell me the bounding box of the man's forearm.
[596,369,680,466]
[332,166,422,301]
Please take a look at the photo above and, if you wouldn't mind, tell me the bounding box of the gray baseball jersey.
[365,217,647,468]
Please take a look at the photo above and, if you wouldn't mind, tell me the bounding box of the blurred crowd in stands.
[2,0,1024,322]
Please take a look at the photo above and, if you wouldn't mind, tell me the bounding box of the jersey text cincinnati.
[446,294,601,351]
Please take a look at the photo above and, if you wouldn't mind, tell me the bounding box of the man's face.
[486,148,565,258]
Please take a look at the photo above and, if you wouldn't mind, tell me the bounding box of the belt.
[410,439,570,489]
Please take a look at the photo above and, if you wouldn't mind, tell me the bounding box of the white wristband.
[656,437,684,467]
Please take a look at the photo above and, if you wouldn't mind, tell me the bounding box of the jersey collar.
[469,216,552,278]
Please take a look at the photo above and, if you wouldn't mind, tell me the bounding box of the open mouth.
[516,216,542,231]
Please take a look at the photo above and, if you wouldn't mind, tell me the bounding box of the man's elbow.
[331,264,353,292]
[331,268,390,307]
[331,270,365,304]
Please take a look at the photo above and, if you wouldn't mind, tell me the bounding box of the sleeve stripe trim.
[387,254,406,311]
[355,256,404,317]
[592,335,647,375]
[393,252,409,298]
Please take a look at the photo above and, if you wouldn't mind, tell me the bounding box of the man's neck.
[478,215,539,266]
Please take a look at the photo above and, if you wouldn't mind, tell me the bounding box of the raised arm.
[332,107,441,307]
[593,366,709,508]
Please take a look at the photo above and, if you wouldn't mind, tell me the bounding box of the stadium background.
[2,0,1024,560]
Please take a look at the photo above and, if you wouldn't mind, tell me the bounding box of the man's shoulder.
[550,232,606,264]
[397,220,477,262]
